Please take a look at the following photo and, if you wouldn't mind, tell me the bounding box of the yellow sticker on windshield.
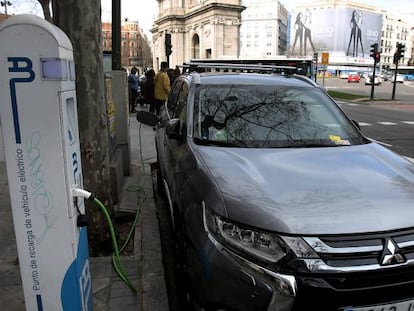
[329,134,350,145]
[329,135,341,142]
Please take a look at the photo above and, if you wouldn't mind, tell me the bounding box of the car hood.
[196,143,414,235]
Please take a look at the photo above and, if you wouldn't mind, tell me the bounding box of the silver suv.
[137,63,414,311]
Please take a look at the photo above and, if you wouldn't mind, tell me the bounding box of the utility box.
[0,15,93,310]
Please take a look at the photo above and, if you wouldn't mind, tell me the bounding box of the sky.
[4,0,413,39]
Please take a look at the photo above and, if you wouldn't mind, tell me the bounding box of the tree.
[37,0,52,22]
[38,0,114,255]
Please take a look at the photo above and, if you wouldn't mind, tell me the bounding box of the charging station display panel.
[0,15,92,311]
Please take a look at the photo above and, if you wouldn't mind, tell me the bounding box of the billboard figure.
[292,11,315,56]
[346,10,364,57]
[303,10,315,55]
[292,12,304,56]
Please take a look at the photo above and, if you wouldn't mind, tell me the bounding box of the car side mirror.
[136,111,159,127]
[166,118,181,139]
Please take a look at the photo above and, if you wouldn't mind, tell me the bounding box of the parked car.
[365,74,382,85]
[339,71,349,79]
[347,72,360,83]
[137,62,414,311]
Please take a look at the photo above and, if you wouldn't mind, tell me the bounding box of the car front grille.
[287,229,414,310]
[304,228,414,273]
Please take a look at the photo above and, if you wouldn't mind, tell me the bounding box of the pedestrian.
[167,68,175,86]
[143,69,156,113]
[154,61,170,115]
[128,67,139,112]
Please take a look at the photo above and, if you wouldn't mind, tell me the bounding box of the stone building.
[381,13,412,69]
[240,0,288,58]
[151,0,245,70]
[102,19,152,73]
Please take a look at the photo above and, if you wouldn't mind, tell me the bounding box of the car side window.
[171,83,189,136]
[173,83,189,120]
[167,80,184,118]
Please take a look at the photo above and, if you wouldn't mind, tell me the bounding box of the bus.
[185,57,315,80]
[395,66,414,81]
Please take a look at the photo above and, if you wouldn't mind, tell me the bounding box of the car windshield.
[193,84,367,148]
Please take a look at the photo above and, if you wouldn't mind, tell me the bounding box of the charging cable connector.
[72,188,95,201]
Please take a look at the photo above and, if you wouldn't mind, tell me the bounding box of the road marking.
[358,122,372,126]
[377,122,398,125]
[358,121,414,126]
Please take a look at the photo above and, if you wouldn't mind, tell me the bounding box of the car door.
[164,81,190,204]
[156,78,183,183]
[159,78,189,197]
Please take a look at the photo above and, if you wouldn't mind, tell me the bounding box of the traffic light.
[313,52,318,63]
[165,33,172,57]
[394,43,405,65]
[374,52,381,63]
[370,43,378,59]
[397,43,405,59]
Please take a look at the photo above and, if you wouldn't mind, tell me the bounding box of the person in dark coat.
[143,69,156,113]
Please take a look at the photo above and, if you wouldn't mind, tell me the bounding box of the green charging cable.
[92,197,140,293]
[77,118,150,292]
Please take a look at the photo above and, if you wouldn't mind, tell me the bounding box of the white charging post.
[0,15,92,310]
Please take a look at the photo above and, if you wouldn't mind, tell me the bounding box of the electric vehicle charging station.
[0,15,93,311]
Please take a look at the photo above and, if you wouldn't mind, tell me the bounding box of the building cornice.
[154,3,245,26]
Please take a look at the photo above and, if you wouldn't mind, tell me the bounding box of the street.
[323,77,414,159]
[341,102,414,159]
[321,76,414,102]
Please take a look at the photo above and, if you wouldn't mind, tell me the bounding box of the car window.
[173,83,189,120]
[193,84,366,148]
[167,80,184,118]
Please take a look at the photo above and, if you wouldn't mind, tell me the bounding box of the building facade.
[151,0,245,70]
[102,19,153,73]
[381,13,412,69]
[239,0,288,57]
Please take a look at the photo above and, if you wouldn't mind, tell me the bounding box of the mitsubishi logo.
[380,238,406,266]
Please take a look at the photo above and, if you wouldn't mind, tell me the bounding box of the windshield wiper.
[282,142,342,148]
[193,137,242,147]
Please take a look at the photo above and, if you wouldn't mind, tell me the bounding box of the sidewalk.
[0,113,169,311]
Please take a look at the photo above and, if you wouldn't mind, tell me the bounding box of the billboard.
[290,7,382,59]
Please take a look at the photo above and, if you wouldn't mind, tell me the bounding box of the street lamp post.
[0,1,12,16]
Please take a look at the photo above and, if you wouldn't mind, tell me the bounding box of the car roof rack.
[181,62,298,75]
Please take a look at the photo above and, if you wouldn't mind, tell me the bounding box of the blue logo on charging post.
[8,57,35,144]
[61,228,93,311]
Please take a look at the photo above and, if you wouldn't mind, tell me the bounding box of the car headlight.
[203,204,318,270]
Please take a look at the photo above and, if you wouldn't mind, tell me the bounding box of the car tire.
[173,210,195,311]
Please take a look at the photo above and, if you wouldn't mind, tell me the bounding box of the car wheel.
[173,210,195,310]
[172,210,212,311]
